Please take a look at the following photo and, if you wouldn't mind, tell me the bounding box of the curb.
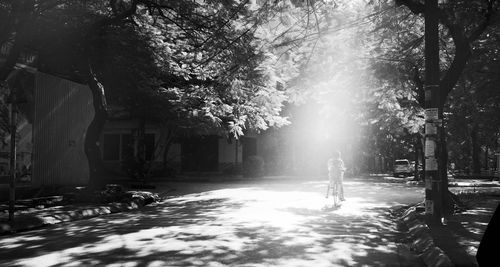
[396,204,453,267]
[0,195,156,235]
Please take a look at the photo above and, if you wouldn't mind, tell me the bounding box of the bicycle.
[326,180,342,207]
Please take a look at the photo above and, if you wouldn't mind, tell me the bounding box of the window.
[102,132,155,161]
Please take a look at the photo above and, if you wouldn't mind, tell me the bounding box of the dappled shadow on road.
[0,178,424,266]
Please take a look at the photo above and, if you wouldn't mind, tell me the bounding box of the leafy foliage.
[360,0,500,170]
[0,0,344,182]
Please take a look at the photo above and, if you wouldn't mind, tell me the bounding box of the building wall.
[100,121,265,175]
[100,120,187,175]
[218,138,242,171]
[166,143,181,171]
[33,72,94,186]
[101,120,157,173]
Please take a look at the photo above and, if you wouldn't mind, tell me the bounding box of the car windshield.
[395,161,409,165]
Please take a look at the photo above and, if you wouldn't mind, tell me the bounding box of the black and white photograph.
[0,0,499,266]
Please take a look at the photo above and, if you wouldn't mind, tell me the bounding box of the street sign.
[425,122,437,135]
[425,139,436,157]
[426,158,438,171]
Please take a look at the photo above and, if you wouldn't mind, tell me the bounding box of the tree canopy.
[1,0,499,181]
[0,0,342,183]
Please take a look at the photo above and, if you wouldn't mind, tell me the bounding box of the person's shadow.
[321,203,341,211]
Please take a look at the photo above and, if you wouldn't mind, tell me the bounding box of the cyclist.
[327,150,346,201]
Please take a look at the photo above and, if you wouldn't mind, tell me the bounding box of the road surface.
[0,176,425,266]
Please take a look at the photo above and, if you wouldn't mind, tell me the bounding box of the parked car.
[394,159,412,177]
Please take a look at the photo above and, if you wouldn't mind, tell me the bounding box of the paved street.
[0,176,424,266]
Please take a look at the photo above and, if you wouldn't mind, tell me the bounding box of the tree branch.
[397,0,499,107]
[412,64,425,107]
[437,21,469,106]
[197,0,251,48]
[437,0,498,106]
[468,0,498,42]
[35,0,66,14]
[106,0,138,26]
[395,0,425,15]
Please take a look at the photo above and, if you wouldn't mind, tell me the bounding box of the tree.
[1,0,340,186]
[365,0,499,217]
[98,0,347,178]
[1,0,273,187]
[358,2,427,175]
[446,28,500,174]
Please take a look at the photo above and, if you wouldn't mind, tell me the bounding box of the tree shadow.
[0,179,425,266]
[433,196,500,266]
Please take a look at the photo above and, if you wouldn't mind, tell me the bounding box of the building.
[100,115,260,177]
[1,70,94,193]
[1,43,267,202]
[1,68,262,200]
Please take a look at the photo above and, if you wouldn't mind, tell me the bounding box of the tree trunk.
[440,123,453,216]
[135,118,146,182]
[414,133,422,180]
[420,132,426,180]
[135,118,146,160]
[396,0,497,220]
[471,125,481,174]
[161,129,175,176]
[484,147,489,171]
[162,140,173,172]
[84,66,108,190]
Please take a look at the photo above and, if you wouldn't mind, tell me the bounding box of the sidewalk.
[394,182,500,266]
[0,190,160,235]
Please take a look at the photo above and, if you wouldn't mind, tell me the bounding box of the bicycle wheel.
[332,183,340,207]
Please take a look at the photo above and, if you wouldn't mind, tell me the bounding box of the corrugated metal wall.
[33,72,94,186]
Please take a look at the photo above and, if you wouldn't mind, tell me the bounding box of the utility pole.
[424,0,444,225]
